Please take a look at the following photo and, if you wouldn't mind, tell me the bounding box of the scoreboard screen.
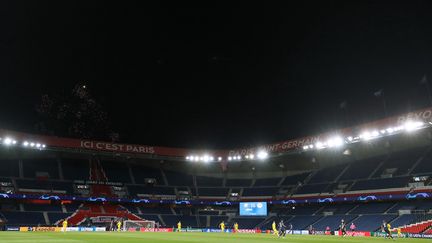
[239,202,267,216]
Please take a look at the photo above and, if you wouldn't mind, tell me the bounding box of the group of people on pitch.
[272,220,293,238]
[339,219,402,238]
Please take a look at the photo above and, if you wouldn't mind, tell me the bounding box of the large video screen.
[239,202,267,216]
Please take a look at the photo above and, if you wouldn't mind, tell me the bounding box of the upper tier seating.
[197,188,229,197]
[339,157,385,181]
[16,179,74,194]
[164,171,194,187]
[62,159,89,181]
[242,187,279,197]
[373,149,424,177]
[254,178,282,187]
[226,179,252,187]
[131,165,164,185]
[295,184,328,194]
[196,176,223,187]
[0,159,19,177]
[413,150,432,174]
[309,165,346,184]
[100,161,131,183]
[281,173,310,186]
[349,177,409,191]
[22,159,59,179]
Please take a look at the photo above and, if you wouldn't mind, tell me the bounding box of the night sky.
[1,1,432,149]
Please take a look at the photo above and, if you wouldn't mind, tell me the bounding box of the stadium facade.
[0,107,431,236]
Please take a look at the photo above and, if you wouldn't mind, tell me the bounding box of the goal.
[123,220,156,231]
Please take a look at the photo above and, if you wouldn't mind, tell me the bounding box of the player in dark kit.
[278,220,287,238]
[339,219,347,237]
[382,221,394,239]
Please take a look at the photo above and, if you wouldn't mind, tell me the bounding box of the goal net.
[123,220,156,231]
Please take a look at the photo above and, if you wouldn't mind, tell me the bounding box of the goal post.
[123,220,156,231]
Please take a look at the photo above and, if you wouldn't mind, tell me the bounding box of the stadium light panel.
[249,154,255,159]
[237,155,241,160]
[347,136,353,142]
[23,141,29,147]
[186,156,190,160]
[404,121,423,131]
[371,130,379,137]
[218,157,222,161]
[228,156,232,161]
[3,137,12,145]
[360,131,371,140]
[386,127,394,134]
[257,150,268,160]
[315,142,325,150]
[327,136,343,148]
[42,144,46,148]
[303,145,309,150]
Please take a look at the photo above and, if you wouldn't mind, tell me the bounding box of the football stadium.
[1,108,432,242]
[2,1,432,243]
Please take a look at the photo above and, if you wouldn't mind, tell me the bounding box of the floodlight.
[257,150,268,160]
[327,137,343,148]
[360,132,371,140]
[249,154,255,159]
[347,136,353,142]
[42,144,46,148]
[23,141,29,147]
[315,142,325,149]
[218,157,222,161]
[228,156,232,161]
[3,137,12,145]
[30,143,35,147]
[404,121,423,131]
[303,145,309,150]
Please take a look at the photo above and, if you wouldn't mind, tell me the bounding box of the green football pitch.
[0,232,425,243]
